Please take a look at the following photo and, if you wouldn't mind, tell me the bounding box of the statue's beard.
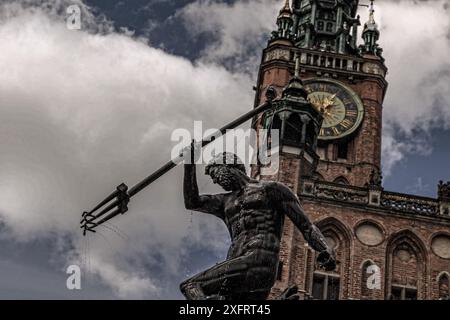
[215,171,238,191]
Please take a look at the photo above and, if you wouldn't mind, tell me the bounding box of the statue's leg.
[180,254,255,300]
[180,252,275,300]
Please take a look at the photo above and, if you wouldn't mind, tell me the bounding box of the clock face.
[304,79,364,140]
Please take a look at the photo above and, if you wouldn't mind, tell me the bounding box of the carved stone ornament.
[265,49,291,62]
[438,181,450,201]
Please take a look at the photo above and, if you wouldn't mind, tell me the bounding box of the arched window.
[391,244,418,300]
[284,114,302,145]
[268,114,282,150]
[306,121,316,147]
[439,273,450,300]
[318,21,324,31]
[334,141,349,160]
[312,232,340,300]
[326,22,333,32]
[314,172,325,181]
[310,218,352,300]
[386,232,426,300]
[271,114,282,131]
[333,176,349,185]
[361,261,375,299]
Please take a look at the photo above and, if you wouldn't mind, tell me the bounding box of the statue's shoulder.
[260,181,296,200]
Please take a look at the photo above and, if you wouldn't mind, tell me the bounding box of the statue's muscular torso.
[221,181,284,260]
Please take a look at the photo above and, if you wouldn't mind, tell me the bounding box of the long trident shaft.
[80,100,273,235]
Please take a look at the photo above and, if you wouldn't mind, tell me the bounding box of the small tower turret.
[360,0,383,58]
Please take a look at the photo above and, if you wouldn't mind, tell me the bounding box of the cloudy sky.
[0,0,449,299]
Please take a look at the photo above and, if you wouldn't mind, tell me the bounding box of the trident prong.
[80,183,129,236]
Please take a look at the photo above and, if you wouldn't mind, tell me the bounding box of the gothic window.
[272,114,282,130]
[342,60,348,70]
[438,273,450,300]
[308,219,352,299]
[361,261,375,298]
[314,172,325,181]
[337,143,348,160]
[312,273,340,300]
[390,286,417,300]
[333,176,349,185]
[313,55,319,66]
[268,114,282,150]
[276,261,284,281]
[388,240,422,299]
[327,57,333,68]
[318,21,324,31]
[326,22,333,32]
[307,219,352,300]
[317,146,326,160]
[335,58,341,69]
[284,114,302,145]
[305,121,316,147]
[334,141,349,160]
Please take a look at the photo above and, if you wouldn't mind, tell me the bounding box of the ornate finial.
[364,0,378,31]
[271,0,293,41]
[360,0,382,56]
[438,181,450,201]
[369,0,375,24]
[369,168,383,188]
[278,0,291,18]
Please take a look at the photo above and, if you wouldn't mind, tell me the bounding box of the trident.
[80,89,277,236]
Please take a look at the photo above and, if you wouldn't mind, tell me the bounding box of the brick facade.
[271,192,450,300]
[252,35,450,300]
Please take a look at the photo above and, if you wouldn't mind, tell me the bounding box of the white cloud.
[0,0,246,298]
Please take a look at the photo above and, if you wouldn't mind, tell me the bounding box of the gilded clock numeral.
[332,127,341,136]
[342,98,352,104]
[341,119,353,129]
[346,110,357,117]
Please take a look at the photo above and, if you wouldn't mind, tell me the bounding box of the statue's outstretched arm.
[267,182,336,271]
[183,163,224,219]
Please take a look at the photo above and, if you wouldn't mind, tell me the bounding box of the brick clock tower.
[252,0,450,300]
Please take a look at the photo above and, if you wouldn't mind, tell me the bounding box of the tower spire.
[270,0,294,41]
[279,0,291,18]
[360,0,383,57]
[368,0,376,26]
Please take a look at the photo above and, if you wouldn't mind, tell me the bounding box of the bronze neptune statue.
[180,150,337,300]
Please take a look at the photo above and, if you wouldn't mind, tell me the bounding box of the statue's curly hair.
[205,152,246,176]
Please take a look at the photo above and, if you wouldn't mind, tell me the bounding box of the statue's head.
[205,152,247,191]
